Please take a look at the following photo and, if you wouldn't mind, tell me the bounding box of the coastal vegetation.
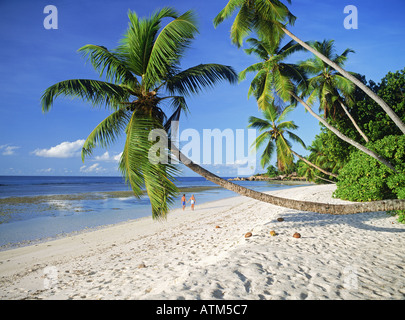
[41,3,405,218]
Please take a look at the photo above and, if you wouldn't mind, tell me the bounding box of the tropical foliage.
[299,40,369,143]
[333,135,405,202]
[214,0,405,134]
[239,37,305,108]
[41,8,237,219]
[248,103,305,172]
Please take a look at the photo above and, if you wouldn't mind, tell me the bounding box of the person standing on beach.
[188,194,196,211]
[181,194,186,211]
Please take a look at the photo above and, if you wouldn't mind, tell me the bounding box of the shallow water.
[0,176,309,249]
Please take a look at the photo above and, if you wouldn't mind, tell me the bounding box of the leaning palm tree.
[238,37,397,171]
[248,103,337,177]
[213,0,405,134]
[41,8,404,216]
[301,40,369,142]
[239,37,306,109]
[307,136,341,178]
[41,8,238,219]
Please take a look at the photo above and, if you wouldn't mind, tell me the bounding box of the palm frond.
[332,74,355,95]
[119,112,179,219]
[166,64,237,96]
[41,79,130,112]
[260,140,275,168]
[333,48,355,66]
[78,44,137,85]
[238,62,264,82]
[275,134,293,171]
[144,10,198,90]
[286,130,306,149]
[244,38,270,60]
[277,104,295,123]
[255,0,296,25]
[272,67,294,102]
[248,116,271,131]
[81,107,131,161]
[213,0,245,27]
[229,2,255,47]
[276,40,306,59]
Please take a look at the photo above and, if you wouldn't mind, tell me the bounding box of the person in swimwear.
[188,194,196,211]
[181,194,186,211]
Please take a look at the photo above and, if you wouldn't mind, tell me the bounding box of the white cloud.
[37,168,54,173]
[0,144,20,156]
[80,163,106,173]
[113,152,122,162]
[94,151,111,161]
[32,139,85,158]
[93,151,122,162]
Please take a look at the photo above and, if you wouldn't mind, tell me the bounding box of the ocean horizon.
[0,175,309,250]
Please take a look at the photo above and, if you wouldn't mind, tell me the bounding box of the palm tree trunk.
[315,175,336,184]
[291,92,397,172]
[290,149,338,178]
[170,145,405,214]
[281,27,405,135]
[338,99,369,143]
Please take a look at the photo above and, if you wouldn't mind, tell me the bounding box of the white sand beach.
[0,184,404,300]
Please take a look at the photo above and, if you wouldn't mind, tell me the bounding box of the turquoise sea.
[0,175,307,250]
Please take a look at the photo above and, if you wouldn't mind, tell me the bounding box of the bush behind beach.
[334,135,405,222]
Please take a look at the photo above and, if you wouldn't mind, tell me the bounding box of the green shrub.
[334,135,405,203]
[266,165,279,178]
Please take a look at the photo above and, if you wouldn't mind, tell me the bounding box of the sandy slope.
[1,184,404,300]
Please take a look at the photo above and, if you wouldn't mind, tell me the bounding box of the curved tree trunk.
[281,27,405,135]
[338,99,369,143]
[290,149,338,178]
[290,92,397,172]
[170,145,405,214]
[315,175,336,184]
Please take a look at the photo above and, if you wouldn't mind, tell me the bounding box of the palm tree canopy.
[213,0,296,47]
[248,102,305,171]
[41,8,238,219]
[299,39,356,118]
[239,37,307,109]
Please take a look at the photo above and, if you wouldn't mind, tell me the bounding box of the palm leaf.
[239,62,264,82]
[260,140,275,168]
[275,134,293,171]
[41,79,130,112]
[81,107,131,161]
[119,112,179,219]
[213,0,245,27]
[144,10,198,90]
[333,48,355,66]
[118,8,178,78]
[272,68,294,102]
[78,44,137,85]
[286,130,306,149]
[229,1,255,47]
[248,116,271,131]
[166,64,237,96]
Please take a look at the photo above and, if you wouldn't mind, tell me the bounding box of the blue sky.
[0,0,404,177]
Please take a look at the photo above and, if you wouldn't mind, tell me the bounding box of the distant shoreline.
[228,173,311,183]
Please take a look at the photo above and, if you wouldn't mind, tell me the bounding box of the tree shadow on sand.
[267,210,405,234]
